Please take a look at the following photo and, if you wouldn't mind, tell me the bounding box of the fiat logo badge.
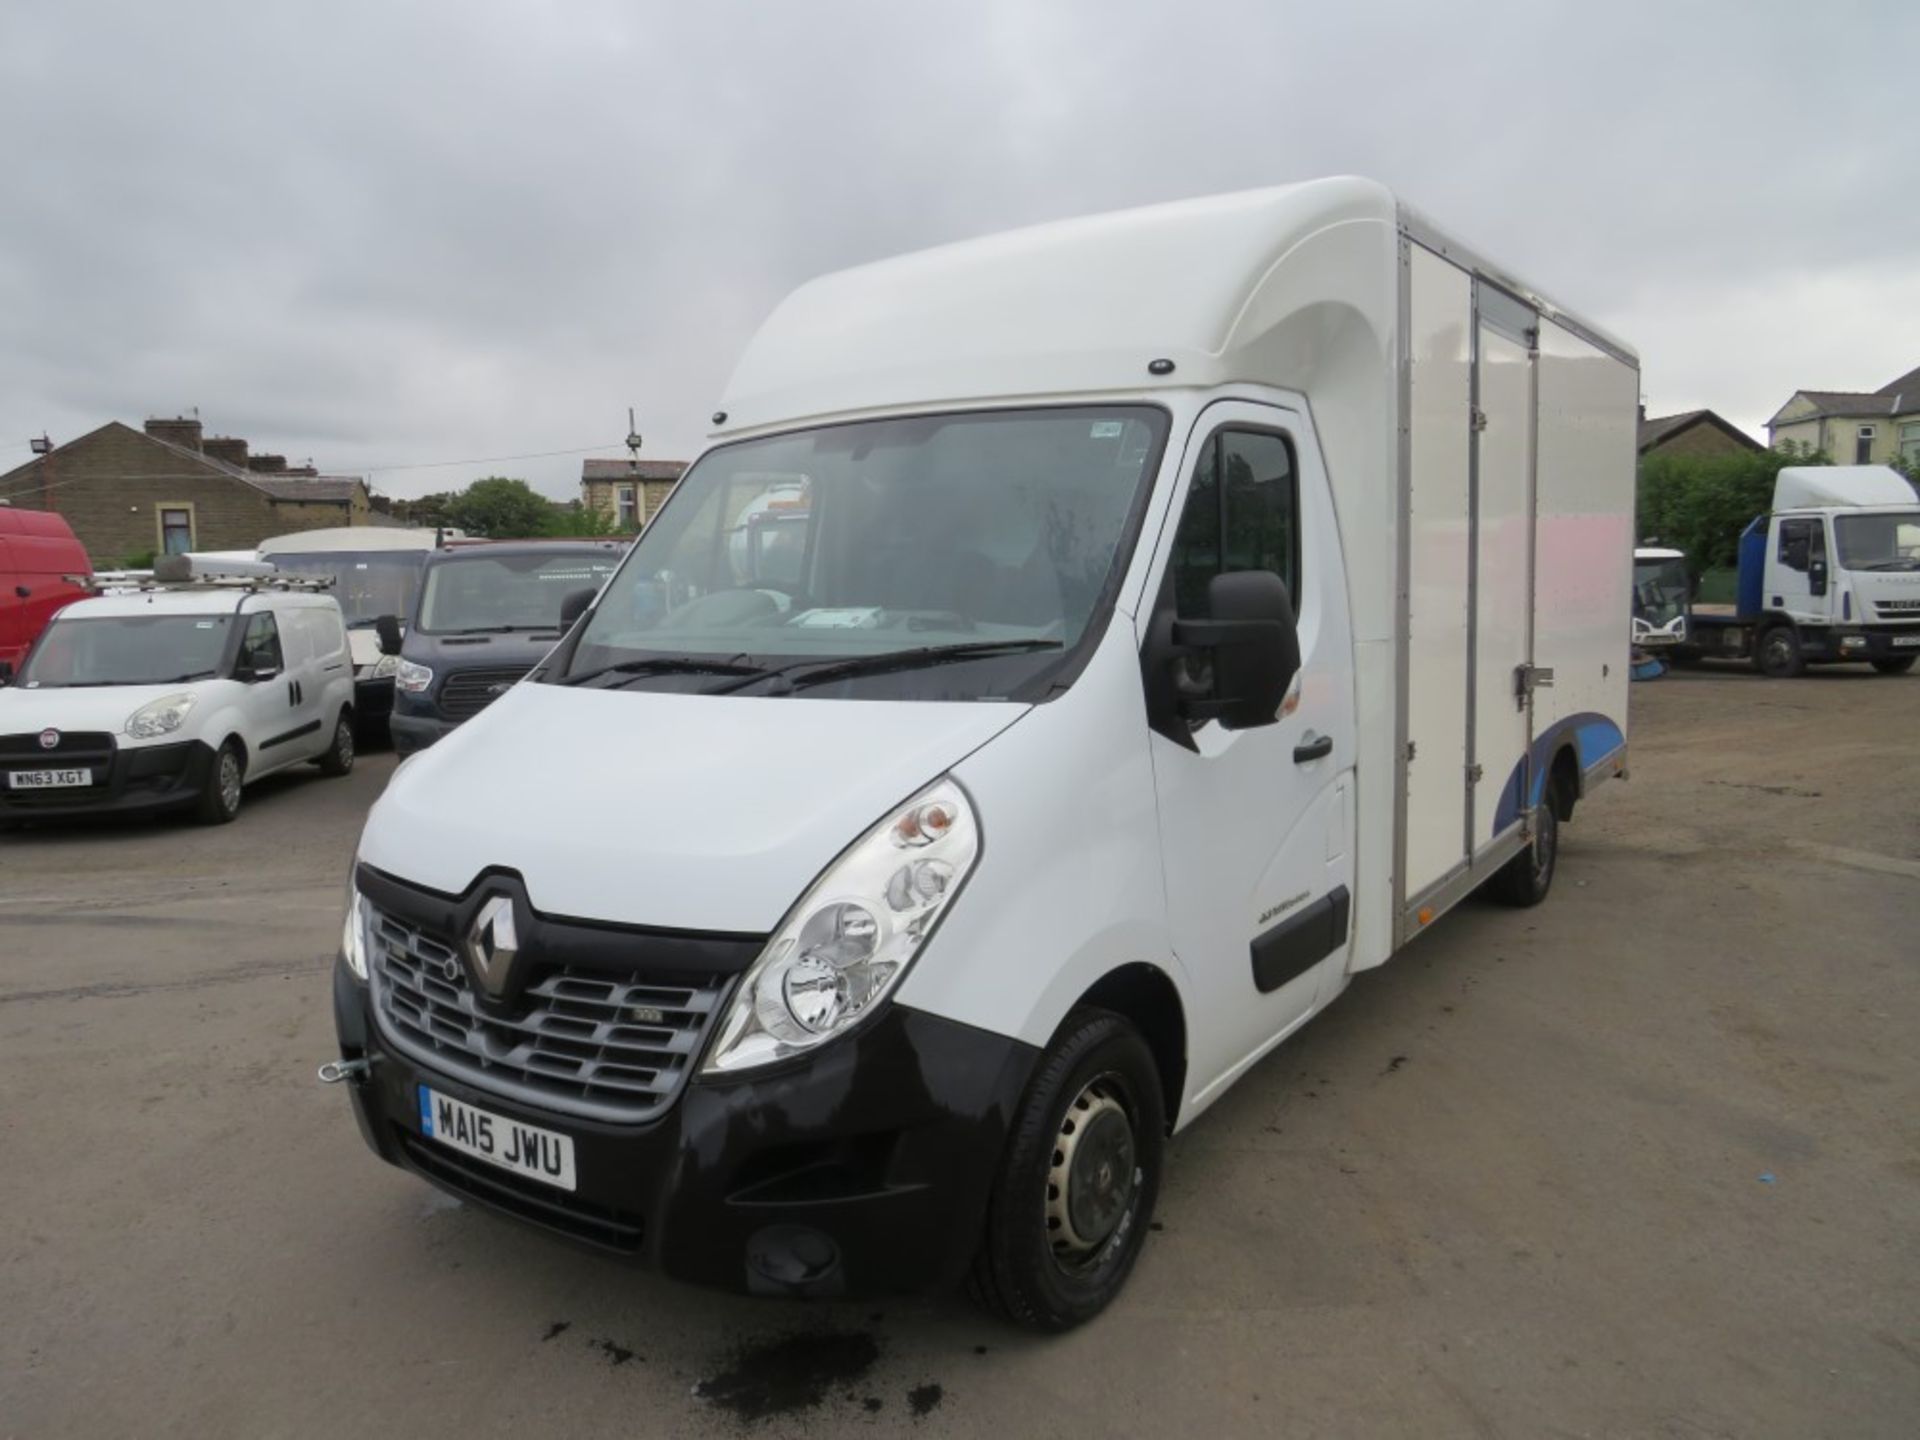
[38,728,60,750]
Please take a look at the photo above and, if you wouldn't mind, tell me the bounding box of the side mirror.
[1808,559,1828,597]
[559,587,595,629]
[0,659,13,687]
[374,615,403,656]
[1169,571,1301,730]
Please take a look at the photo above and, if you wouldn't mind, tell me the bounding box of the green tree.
[444,477,556,538]
[542,500,626,538]
[1636,444,1830,578]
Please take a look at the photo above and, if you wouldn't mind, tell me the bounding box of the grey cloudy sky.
[2,1,1915,500]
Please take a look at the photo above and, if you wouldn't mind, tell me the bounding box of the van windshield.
[18,614,236,688]
[1833,512,1920,571]
[558,406,1169,702]
[266,551,427,626]
[418,552,622,634]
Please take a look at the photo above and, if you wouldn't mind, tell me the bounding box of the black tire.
[1755,625,1805,678]
[1871,656,1915,675]
[968,1008,1165,1332]
[194,741,245,825]
[317,712,355,775]
[1486,783,1560,908]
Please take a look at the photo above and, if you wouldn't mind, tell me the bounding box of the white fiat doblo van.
[1,560,357,825]
[328,178,1637,1329]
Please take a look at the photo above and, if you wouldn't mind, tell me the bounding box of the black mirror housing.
[1170,570,1301,730]
[559,587,595,630]
[374,615,404,656]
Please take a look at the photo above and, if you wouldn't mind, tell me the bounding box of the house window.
[616,485,638,529]
[1900,421,1920,464]
[158,505,195,555]
[1856,424,1876,464]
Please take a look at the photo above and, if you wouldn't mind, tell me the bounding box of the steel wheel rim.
[335,724,353,766]
[1766,633,1792,669]
[1045,1073,1139,1274]
[219,753,242,811]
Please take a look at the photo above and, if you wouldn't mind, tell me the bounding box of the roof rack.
[91,555,335,594]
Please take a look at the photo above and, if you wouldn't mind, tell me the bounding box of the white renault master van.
[327,179,1637,1329]
[0,563,357,825]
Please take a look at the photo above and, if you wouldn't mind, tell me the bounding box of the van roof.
[0,506,86,544]
[716,176,1634,438]
[258,526,442,555]
[61,588,341,620]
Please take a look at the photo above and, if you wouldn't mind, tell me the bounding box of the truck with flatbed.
[1684,466,1920,676]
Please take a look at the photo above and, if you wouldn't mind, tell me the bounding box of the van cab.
[0,570,357,825]
[327,179,1637,1329]
[0,506,91,680]
[385,540,624,756]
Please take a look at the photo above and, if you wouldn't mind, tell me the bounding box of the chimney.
[248,453,288,473]
[145,416,203,451]
[284,463,318,477]
[203,435,249,468]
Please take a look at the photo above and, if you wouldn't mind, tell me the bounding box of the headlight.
[702,778,980,1075]
[341,881,371,980]
[395,659,433,694]
[125,691,197,738]
[368,653,401,680]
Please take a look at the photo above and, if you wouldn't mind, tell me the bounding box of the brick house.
[1766,363,1920,465]
[0,417,372,564]
[580,458,687,532]
[1637,407,1762,460]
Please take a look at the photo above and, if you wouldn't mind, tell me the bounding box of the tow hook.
[317,1057,372,1085]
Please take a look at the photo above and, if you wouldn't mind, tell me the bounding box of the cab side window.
[240,613,283,674]
[1168,429,1300,617]
[1776,517,1824,572]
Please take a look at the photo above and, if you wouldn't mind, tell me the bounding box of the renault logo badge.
[465,895,520,999]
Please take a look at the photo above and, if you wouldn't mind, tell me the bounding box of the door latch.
[1514,663,1554,711]
[1470,407,1489,433]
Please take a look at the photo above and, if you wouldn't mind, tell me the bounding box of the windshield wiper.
[557,655,769,688]
[711,639,1065,695]
[444,624,558,635]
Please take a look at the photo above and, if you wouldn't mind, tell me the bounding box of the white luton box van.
[327,177,1637,1329]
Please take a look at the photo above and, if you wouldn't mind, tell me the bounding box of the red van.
[0,507,92,680]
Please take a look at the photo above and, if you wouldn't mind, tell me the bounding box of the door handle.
[1293,732,1333,764]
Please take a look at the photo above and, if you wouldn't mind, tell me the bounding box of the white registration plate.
[417,1085,576,1191]
[1893,635,1920,648]
[6,768,92,790]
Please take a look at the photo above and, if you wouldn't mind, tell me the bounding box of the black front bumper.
[332,961,1037,1297]
[0,737,212,819]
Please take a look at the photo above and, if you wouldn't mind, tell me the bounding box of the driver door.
[1137,402,1357,1107]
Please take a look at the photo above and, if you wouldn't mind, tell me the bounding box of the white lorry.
[1685,466,1920,675]
[324,177,1638,1328]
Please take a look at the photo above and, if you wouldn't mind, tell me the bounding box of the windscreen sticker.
[1090,421,1125,439]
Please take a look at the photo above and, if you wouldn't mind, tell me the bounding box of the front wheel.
[1871,656,1915,675]
[194,741,245,825]
[968,1009,1165,1332]
[317,713,355,775]
[1755,625,1805,678]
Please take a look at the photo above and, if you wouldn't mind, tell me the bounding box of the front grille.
[437,667,530,719]
[397,1130,645,1252]
[369,905,731,1124]
[0,730,116,805]
[1873,599,1920,616]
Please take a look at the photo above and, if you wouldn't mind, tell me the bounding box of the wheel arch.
[1066,962,1187,1133]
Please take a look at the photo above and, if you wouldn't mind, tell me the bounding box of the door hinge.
[1470,407,1489,432]
[1514,662,1554,710]
[1466,762,1484,784]
[1405,740,1417,763]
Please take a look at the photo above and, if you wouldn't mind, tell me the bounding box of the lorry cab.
[385,540,624,756]
[0,505,91,681]
[1632,546,1690,649]
[0,563,357,826]
[1722,467,1920,675]
[327,179,1637,1329]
